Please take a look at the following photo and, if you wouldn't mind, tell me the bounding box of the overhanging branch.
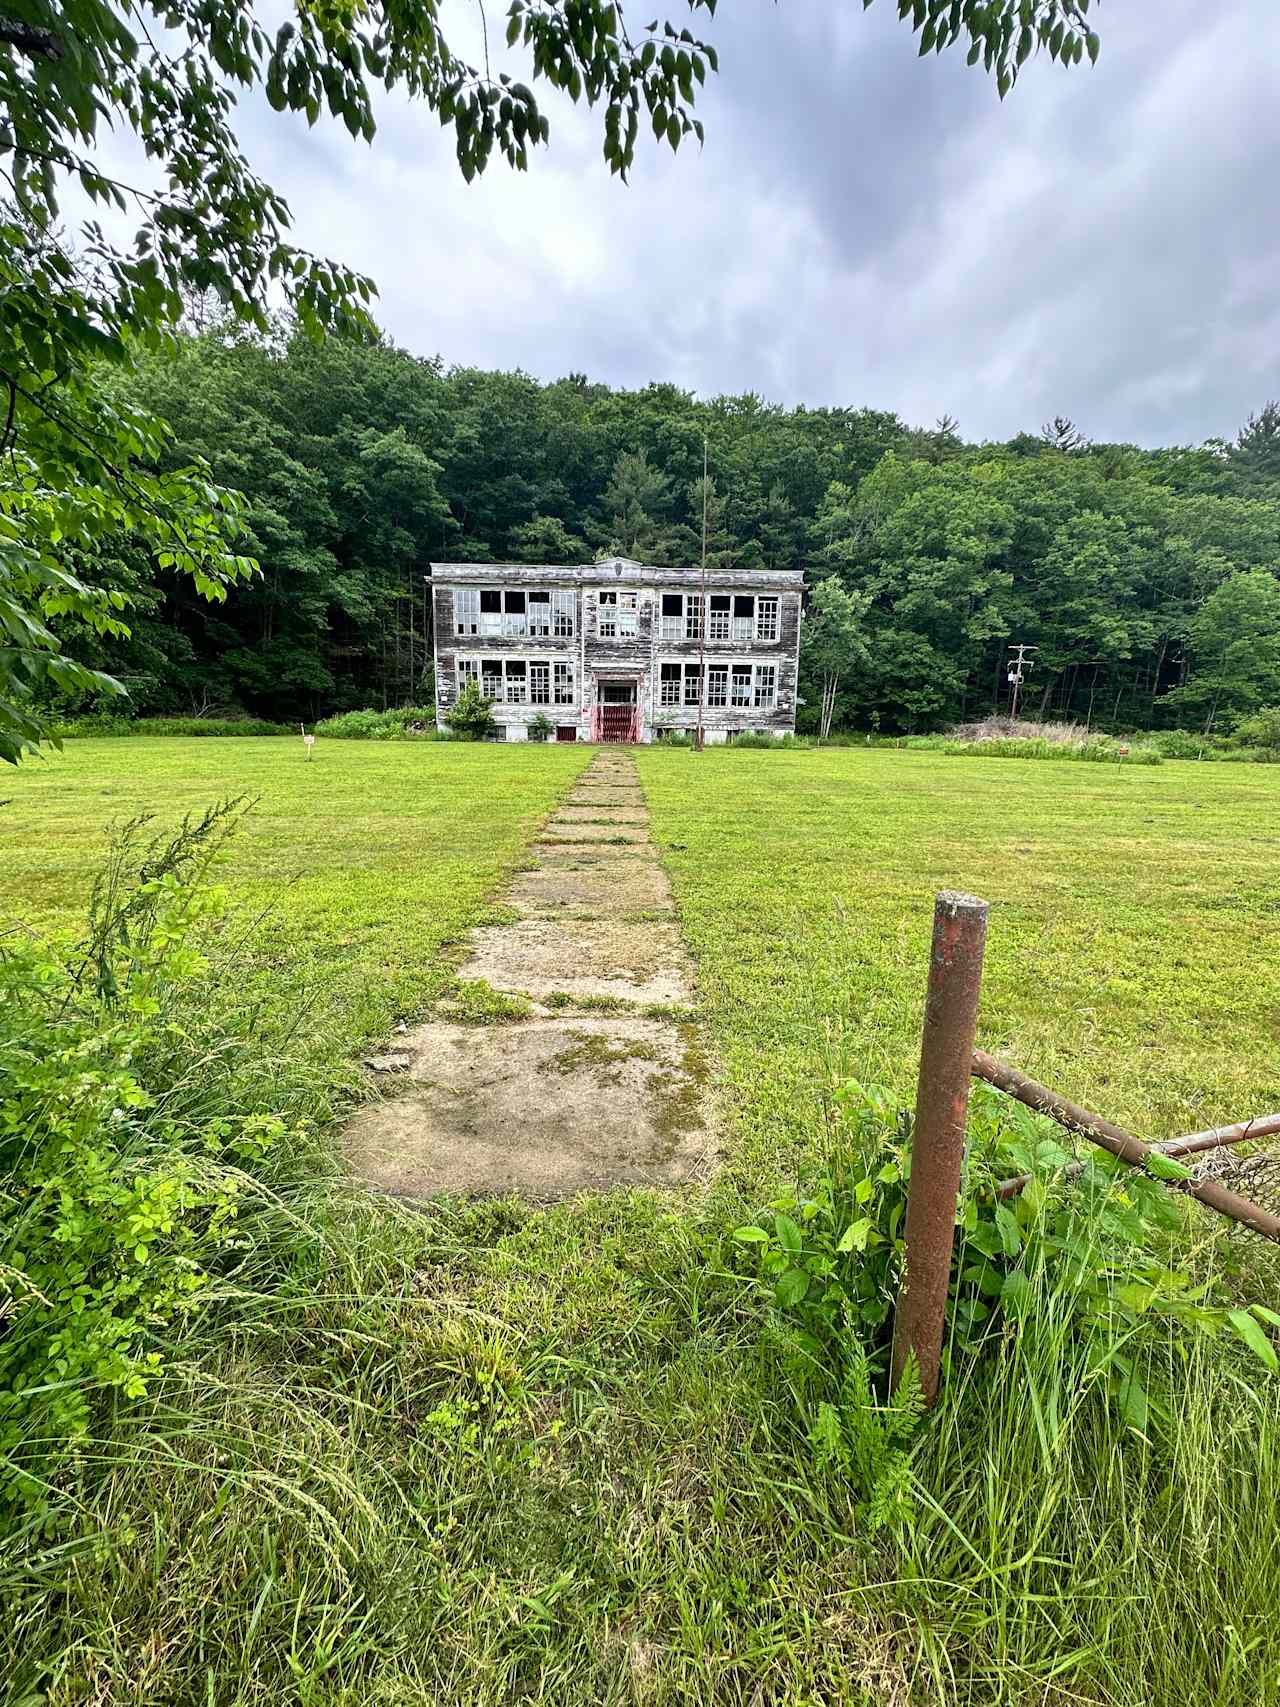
[0,16,65,59]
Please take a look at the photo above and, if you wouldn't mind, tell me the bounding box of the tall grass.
[905,1243,1280,1705]
[57,714,293,737]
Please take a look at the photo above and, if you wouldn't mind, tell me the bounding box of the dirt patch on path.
[344,750,716,1201]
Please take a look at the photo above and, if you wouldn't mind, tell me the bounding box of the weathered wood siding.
[432,559,803,741]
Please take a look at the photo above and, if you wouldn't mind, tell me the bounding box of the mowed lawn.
[3,736,592,1062]
[7,738,1278,1159]
[636,746,1280,1180]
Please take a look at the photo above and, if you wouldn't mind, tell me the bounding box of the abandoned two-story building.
[430,558,803,742]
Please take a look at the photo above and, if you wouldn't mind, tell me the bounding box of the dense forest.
[66,323,1280,734]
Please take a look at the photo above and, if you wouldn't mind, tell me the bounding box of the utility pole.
[1006,642,1037,722]
[694,437,709,753]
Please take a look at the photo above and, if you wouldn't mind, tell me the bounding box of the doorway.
[594,679,640,743]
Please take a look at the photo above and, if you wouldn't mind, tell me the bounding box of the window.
[660,593,702,641]
[732,595,755,642]
[454,586,575,639]
[657,659,778,715]
[460,658,554,703]
[707,595,731,641]
[552,590,575,638]
[455,588,480,635]
[554,662,576,705]
[502,591,526,637]
[598,589,639,638]
[527,588,577,638]
[480,589,503,635]
[756,597,780,643]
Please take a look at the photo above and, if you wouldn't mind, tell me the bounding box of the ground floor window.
[458,657,574,706]
[656,659,779,713]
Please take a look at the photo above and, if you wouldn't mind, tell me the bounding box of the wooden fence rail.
[891,892,1280,1406]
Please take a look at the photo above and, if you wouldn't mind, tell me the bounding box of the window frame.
[654,657,782,716]
[452,585,576,640]
[457,655,571,706]
[597,588,640,639]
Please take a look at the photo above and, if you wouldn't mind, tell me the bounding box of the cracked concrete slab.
[344,1015,712,1200]
[554,806,649,824]
[528,842,654,866]
[539,822,649,844]
[507,858,674,913]
[458,915,695,1003]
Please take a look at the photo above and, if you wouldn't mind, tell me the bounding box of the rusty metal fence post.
[891,891,989,1404]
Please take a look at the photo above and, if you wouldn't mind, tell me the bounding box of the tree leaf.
[1227,1308,1279,1374]
[774,1213,803,1255]
[732,1224,769,1243]
[774,1268,810,1308]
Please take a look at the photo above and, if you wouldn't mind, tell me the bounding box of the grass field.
[636,745,1280,1180]
[4,737,592,1104]
[5,739,1280,1707]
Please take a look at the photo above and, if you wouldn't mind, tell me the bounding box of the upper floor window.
[598,590,639,638]
[454,586,575,639]
[660,593,702,642]
[660,590,783,643]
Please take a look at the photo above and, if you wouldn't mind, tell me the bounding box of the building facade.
[431,558,804,743]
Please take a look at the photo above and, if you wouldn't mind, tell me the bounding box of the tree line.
[61,324,1280,735]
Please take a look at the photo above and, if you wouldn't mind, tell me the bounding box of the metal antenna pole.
[695,437,709,753]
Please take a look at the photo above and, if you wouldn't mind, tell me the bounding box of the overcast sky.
[123,0,1280,444]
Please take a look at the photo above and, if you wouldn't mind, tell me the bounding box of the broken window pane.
[552,590,576,637]
[454,589,480,635]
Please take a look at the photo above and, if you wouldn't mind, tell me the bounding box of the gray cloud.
[87,0,1280,443]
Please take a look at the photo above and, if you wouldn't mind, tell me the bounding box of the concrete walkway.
[344,750,716,1201]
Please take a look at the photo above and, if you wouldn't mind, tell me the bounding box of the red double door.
[594,679,640,743]
[598,703,638,742]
